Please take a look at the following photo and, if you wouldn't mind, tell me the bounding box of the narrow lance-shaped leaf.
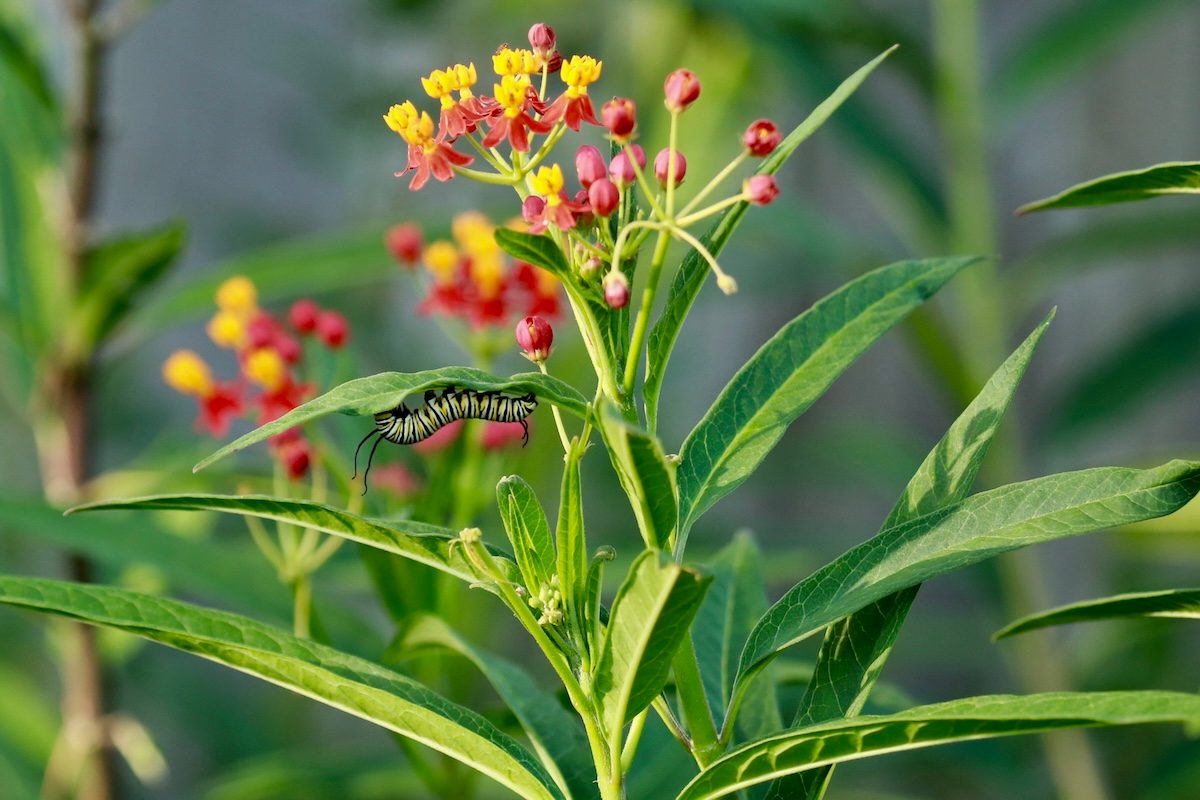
[677,256,979,543]
[594,551,712,733]
[596,399,677,551]
[192,368,589,472]
[1017,161,1200,214]
[731,459,1200,718]
[995,588,1200,640]
[766,312,1055,799]
[643,45,897,432]
[557,441,589,633]
[0,577,564,800]
[69,494,520,590]
[677,691,1200,800]
[392,614,598,800]
[497,476,556,594]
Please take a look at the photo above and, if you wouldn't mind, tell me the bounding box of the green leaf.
[130,226,395,334]
[493,228,571,281]
[995,588,1200,640]
[0,495,289,619]
[192,368,589,472]
[1044,297,1200,442]
[67,222,186,356]
[68,494,519,590]
[556,441,588,632]
[677,256,978,541]
[677,691,1200,800]
[732,459,1200,714]
[0,662,57,769]
[596,399,677,551]
[497,475,556,594]
[1017,161,1200,214]
[0,577,563,800]
[996,0,1186,114]
[643,45,897,432]
[393,614,598,800]
[595,551,711,732]
[692,532,780,743]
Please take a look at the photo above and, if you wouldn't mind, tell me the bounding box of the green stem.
[679,152,746,217]
[539,362,573,453]
[451,165,519,185]
[621,230,671,397]
[620,708,649,772]
[292,576,312,638]
[675,193,744,228]
[624,143,666,219]
[672,640,721,766]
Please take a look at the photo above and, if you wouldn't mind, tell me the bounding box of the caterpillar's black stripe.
[353,386,538,492]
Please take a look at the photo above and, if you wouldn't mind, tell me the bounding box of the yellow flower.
[423,240,459,284]
[215,276,257,316]
[421,69,458,109]
[243,348,287,392]
[207,310,246,349]
[560,55,602,97]
[528,164,565,204]
[383,101,418,136]
[162,350,213,397]
[472,252,505,299]
[493,74,531,118]
[450,63,477,99]
[492,48,538,77]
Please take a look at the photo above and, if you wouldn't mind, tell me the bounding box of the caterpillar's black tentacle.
[361,433,385,495]
[351,429,378,479]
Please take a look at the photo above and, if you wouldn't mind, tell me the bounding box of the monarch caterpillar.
[352,386,538,492]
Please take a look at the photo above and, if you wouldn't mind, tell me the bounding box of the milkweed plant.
[4,23,1200,800]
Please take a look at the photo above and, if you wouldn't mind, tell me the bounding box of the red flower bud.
[742,119,781,157]
[601,97,637,140]
[663,68,701,112]
[289,299,320,334]
[247,313,276,349]
[654,148,687,187]
[385,223,423,266]
[516,315,554,362]
[275,335,302,364]
[316,310,349,348]
[575,144,606,188]
[545,49,563,73]
[528,23,556,57]
[608,145,645,187]
[276,435,311,480]
[588,177,620,217]
[522,195,546,226]
[744,174,780,206]
[603,270,629,309]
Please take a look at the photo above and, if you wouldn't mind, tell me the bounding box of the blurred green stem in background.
[931,2,1110,799]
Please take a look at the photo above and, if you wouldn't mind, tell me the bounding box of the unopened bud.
[575,144,606,188]
[603,270,630,309]
[608,145,645,187]
[580,256,602,280]
[522,195,547,225]
[716,274,738,295]
[385,223,423,265]
[663,68,701,112]
[742,119,781,157]
[289,299,320,334]
[654,148,687,187]
[545,49,562,73]
[588,177,620,216]
[516,315,554,362]
[316,310,349,348]
[528,23,556,58]
[601,97,637,141]
[743,174,780,206]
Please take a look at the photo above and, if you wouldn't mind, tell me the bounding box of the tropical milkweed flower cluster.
[383,23,783,403]
[386,211,562,329]
[162,276,351,478]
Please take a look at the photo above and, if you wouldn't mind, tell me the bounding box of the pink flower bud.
[580,256,602,280]
[522,195,547,225]
[744,174,780,206]
[545,49,563,73]
[588,177,620,217]
[385,223,423,266]
[289,299,320,334]
[608,145,645,187]
[316,310,349,348]
[601,97,637,140]
[575,144,607,188]
[743,119,781,157]
[516,315,554,362]
[663,68,701,112]
[654,148,687,187]
[604,270,630,309]
[247,313,276,349]
[275,335,302,364]
[528,23,556,57]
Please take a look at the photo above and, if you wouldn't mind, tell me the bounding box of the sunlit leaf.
[995,588,1200,639]
[497,475,556,595]
[1017,162,1200,214]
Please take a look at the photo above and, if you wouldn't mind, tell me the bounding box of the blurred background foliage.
[1,0,1198,797]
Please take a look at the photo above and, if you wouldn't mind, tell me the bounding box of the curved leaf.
[733,459,1200,711]
[192,368,589,472]
[393,614,598,800]
[995,588,1200,640]
[596,400,677,551]
[0,577,563,800]
[643,46,897,432]
[1017,161,1200,214]
[497,476,556,594]
[493,229,571,281]
[68,494,519,589]
[677,256,978,541]
[678,691,1200,800]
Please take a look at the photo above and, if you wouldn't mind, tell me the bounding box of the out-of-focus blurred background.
[2,0,1199,797]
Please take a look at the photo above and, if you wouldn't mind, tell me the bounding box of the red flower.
[197,382,245,437]
[481,76,553,153]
